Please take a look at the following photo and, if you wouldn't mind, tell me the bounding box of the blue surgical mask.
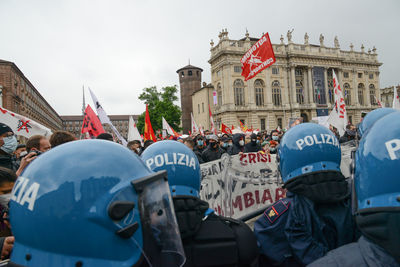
[197,140,203,146]
[1,135,17,154]
[222,143,228,148]
[270,147,276,152]
[272,136,279,141]
[256,140,260,144]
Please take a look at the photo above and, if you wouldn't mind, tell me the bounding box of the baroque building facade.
[192,30,382,131]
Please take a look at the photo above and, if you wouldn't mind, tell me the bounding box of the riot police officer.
[141,140,258,267]
[357,107,397,139]
[309,111,400,266]
[7,140,185,267]
[254,123,358,266]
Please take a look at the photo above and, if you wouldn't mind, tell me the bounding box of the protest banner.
[199,153,286,219]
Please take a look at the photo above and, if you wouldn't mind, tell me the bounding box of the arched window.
[217,83,222,106]
[343,83,351,106]
[254,79,264,106]
[358,83,365,105]
[272,80,282,106]
[369,84,376,105]
[234,79,244,106]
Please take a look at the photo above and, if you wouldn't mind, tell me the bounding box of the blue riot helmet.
[278,123,347,202]
[141,140,201,197]
[354,111,400,212]
[353,111,400,262]
[9,140,185,267]
[357,107,397,138]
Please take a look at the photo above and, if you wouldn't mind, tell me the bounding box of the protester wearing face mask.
[269,140,279,154]
[339,124,357,143]
[219,136,231,153]
[194,135,206,154]
[0,123,19,172]
[201,135,224,163]
[244,133,262,153]
[227,133,245,155]
[270,130,280,143]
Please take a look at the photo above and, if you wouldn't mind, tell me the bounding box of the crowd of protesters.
[0,113,385,265]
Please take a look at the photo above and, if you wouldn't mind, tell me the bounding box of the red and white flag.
[162,117,179,137]
[327,70,348,136]
[241,33,276,81]
[0,107,52,138]
[209,105,217,135]
[393,86,400,110]
[191,112,199,134]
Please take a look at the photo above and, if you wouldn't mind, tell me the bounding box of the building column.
[352,69,359,105]
[365,71,371,106]
[302,68,309,104]
[283,67,290,106]
[290,64,297,104]
[265,70,272,104]
[308,65,314,103]
[324,67,329,105]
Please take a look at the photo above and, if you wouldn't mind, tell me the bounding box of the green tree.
[137,85,182,134]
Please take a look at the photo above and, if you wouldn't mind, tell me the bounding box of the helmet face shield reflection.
[132,171,186,267]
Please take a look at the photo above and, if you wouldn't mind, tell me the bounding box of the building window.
[217,83,222,106]
[369,73,374,79]
[202,103,204,113]
[358,73,363,78]
[358,83,365,105]
[277,118,282,129]
[234,79,244,106]
[254,79,264,106]
[260,118,266,131]
[344,83,351,105]
[295,69,304,104]
[343,72,349,78]
[369,84,376,105]
[198,104,200,114]
[349,116,353,124]
[327,70,334,104]
[188,70,192,76]
[181,72,184,77]
[197,71,199,76]
[272,67,279,75]
[234,66,241,73]
[272,80,282,106]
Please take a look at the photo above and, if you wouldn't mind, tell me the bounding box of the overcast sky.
[0,0,399,116]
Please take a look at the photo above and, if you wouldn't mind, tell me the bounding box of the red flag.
[221,123,232,134]
[241,33,276,81]
[144,104,157,142]
[81,105,105,137]
[231,125,235,130]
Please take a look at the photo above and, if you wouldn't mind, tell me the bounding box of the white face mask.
[239,140,245,146]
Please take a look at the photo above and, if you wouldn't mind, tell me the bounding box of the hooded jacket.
[227,133,245,155]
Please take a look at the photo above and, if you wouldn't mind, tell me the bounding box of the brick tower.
[177,64,203,134]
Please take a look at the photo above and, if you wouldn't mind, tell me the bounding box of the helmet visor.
[132,171,186,267]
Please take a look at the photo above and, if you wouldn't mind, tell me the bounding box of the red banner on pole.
[81,105,105,137]
[144,104,157,142]
[241,33,276,81]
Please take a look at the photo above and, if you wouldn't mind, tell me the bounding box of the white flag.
[208,105,217,135]
[88,88,127,146]
[191,113,199,134]
[392,86,400,110]
[162,117,177,137]
[327,70,348,136]
[0,107,52,138]
[127,116,142,143]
